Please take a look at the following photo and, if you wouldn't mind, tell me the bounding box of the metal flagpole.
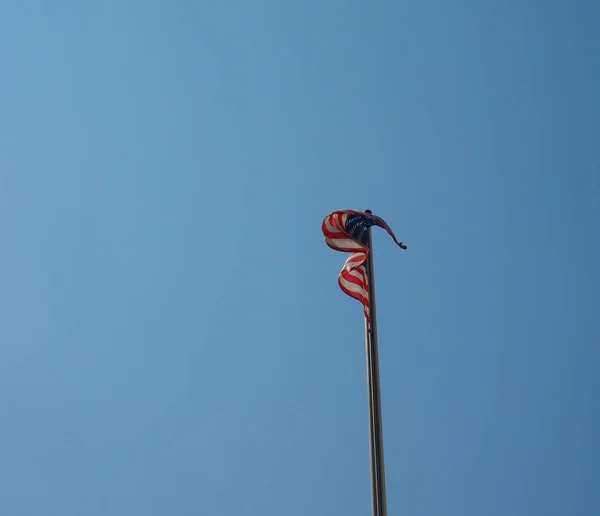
[364,209,388,516]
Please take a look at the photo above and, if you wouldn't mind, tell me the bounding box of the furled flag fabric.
[322,209,406,320]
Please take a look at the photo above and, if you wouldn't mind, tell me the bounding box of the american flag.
[322,209,406,320]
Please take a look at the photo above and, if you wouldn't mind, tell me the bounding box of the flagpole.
[364,209,388,516]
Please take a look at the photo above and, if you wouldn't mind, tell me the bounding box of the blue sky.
[1,1,598,515]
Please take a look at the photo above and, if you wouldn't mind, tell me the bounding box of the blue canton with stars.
[345,214,380,246]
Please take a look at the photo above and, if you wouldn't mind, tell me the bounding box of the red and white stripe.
[322,209,406,321]
[322,210,371,318]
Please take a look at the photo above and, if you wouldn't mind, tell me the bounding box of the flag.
[322,209,406,320]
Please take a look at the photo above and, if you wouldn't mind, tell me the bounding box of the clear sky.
[1,2,598,515]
